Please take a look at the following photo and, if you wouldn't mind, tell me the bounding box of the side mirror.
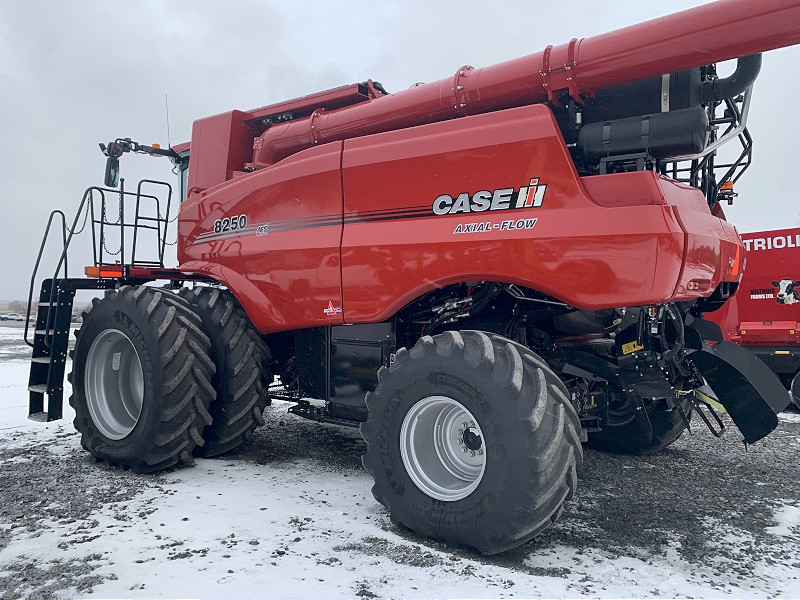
[104,155,120,188]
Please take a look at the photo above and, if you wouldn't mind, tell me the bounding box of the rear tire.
[178,287,271,457]
[69,286,216,473]
[585,395,692,455]
[790,371,800,408]
[361,330,582,555]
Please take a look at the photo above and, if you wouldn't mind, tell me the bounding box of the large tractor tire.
[69,286,215,473]
[585,395,692,455]
[178,287,271,457]
[791,371,800,409]
[361,330,582,555]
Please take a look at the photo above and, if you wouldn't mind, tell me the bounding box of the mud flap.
[688,341,790,444]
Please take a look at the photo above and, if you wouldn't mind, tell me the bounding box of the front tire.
[361,330,582,555]
[69,286,216,473]
[178,287,271,457]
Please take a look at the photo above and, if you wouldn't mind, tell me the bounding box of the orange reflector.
[775,350,791,355]
[740,330,746,335]
[85,265,123,278]
[687,279,711,291]
[152,143,161,149]
[721,180,734,191]
[728,244,741,276]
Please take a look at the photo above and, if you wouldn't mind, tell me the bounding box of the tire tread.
[362,329,582,555]
[69,286,215,473]
[178,287,271,457]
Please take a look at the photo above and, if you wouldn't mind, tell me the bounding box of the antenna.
[165,93,171,149]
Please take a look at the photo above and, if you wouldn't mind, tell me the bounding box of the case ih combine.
[25,0,800,554]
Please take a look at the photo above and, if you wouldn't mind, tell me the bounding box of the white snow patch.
[767,505,800,537]
[779,411,800,423]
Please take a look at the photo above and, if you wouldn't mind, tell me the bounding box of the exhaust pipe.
[700,54,763,103]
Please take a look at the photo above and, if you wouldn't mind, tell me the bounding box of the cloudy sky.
[1,0,798,302]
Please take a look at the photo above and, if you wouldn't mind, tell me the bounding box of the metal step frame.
[24,178,176,422]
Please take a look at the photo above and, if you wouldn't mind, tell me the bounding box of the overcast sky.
[1,0,798,302]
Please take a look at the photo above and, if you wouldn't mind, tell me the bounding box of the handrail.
[669,87,753,163]
[132,179,173,267]
[25,210,68,347]
[25,179,175,349]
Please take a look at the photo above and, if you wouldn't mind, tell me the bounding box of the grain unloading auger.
[26,0,800,554]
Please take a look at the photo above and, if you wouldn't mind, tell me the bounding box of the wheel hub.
[462,426,482,451]
[400,396,486,501]
[85,329,144,440]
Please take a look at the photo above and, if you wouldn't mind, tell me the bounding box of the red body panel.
[179,104,744,334]
[179,143,345,333]
[188,110,259,193]
[710,227,800,345]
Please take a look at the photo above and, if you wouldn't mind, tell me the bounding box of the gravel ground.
[245,405,800,594]
[1,323,799,597]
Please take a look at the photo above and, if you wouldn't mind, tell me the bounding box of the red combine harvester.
[25,0,800,554]
[710,227,800,408]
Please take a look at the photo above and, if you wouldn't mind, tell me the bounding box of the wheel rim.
[85,329,145,440]
[400,396,486,501]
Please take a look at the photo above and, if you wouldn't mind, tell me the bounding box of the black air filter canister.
[578,107,709,159]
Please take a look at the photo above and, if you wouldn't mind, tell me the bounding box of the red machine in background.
[710,227,800,406]
[24,0,800,555]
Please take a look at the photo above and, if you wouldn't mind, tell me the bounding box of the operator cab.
[170,142,191,202]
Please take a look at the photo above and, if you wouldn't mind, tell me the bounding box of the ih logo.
[432,177,547,216]
[520,178,545,208]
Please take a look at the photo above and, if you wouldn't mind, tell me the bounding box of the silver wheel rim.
[400,396,486,501]
[85,329,145,440]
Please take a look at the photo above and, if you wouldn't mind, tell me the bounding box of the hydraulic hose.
[662,303,685,362]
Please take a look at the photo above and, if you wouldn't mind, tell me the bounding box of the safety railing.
[25,178,173,348]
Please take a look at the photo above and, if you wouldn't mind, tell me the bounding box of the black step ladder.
[27,279,75,421]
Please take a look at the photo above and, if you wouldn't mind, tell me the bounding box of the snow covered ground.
[1,324,800,599]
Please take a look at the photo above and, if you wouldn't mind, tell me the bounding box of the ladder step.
[37,302,56,307]
[35,329,55,335]
[28,384,48,393]
[28,412,49,422]
[32,357,52,364]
